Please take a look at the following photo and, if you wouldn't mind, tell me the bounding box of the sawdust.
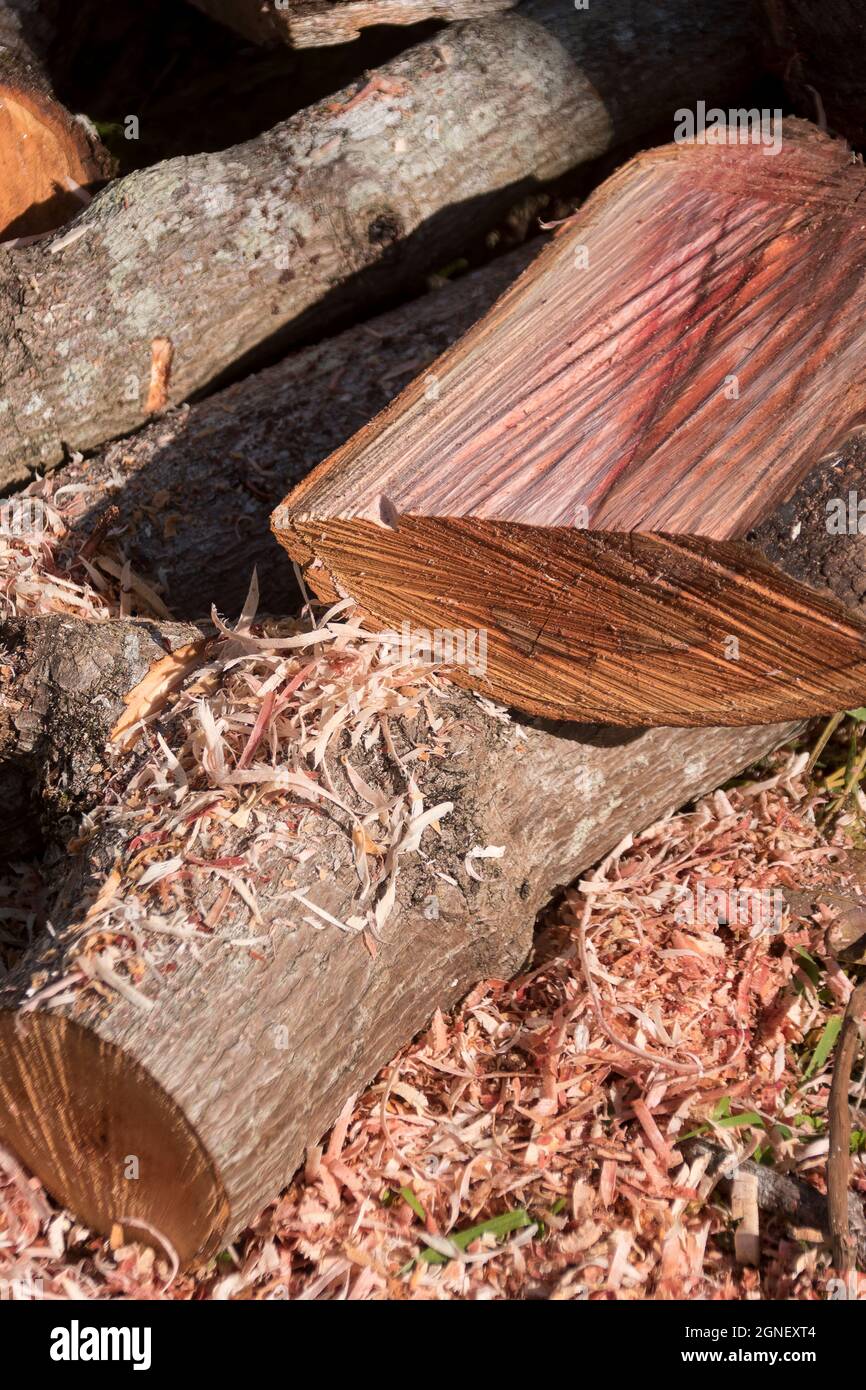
[0,478,864,1300]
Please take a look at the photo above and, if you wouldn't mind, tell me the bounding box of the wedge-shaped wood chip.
[273,121,866,725]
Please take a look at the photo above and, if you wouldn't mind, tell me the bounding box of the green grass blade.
[803,1015,842,1079]
[419,1209,533,1264]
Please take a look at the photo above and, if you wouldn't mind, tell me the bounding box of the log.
[0,0,758,486]
[0,0,110,239]
[0,613,202,859]
[273,121,866,728]
[762,0,866,148]
[53,244,538,623]
[0,604,799,1263]
[189,0,515,48]
[683,1138,866,1271]
[49,234,866,638]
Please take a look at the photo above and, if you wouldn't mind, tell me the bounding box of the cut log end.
[273,513,866,726]
[0,84,108,240]
[0,1010,227,1265]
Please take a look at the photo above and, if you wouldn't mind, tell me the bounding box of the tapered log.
[0,0,757,486]
[273,121,866,728]
[189,0,514,47]
[0,606,798,1263]
[762,0,866,148]
[0,1,110,239]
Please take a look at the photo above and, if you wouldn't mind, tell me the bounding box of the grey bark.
[750,434,866,617]
[0,0,53,65]
[0,0,757,486]
[0,614,201,858]
[189,0,515,48]
[684,1138,866,1271]
[56,244,538,623]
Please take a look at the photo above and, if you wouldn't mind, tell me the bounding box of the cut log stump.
[0,0,757,485]
[189,0,515,47]
[273,120,866,727]
[0,607,799,1264]
[0,1,110,239]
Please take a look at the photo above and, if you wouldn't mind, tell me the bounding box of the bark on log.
[0,0,110,239]
[0,606,799,1263]
[54,245,537,624]
[189,0,514,48]
[0,614,202,859]
[0,0,758,486]
[274,121,866,727]
[762,0,866,148]
[683,1138,866,1270]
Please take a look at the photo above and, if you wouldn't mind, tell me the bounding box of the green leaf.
[399,1186,427,1222]
[795,947,822,988]
[847,708,866,721]
[803,1015,842,1079]
[792,1113,825,1132]
[420,1209,533,1264]
[713,1110,765,1130]
[678,1099,773,1143]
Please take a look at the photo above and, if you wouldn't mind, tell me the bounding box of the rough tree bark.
[0,0,757,486]
[274,122,866,726]
[52,244,537,623]
[0,614,202,860]
[0,0,110,239]
[0,606,799,1264]
[189,0,515,48]
[683,1139,866,1270]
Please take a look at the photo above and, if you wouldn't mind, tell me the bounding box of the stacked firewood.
[0,0,864,1265]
